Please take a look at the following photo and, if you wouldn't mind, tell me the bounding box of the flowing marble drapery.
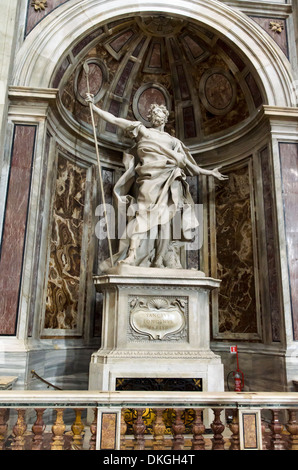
[100,122,200,271]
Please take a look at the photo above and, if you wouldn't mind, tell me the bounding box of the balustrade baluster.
[211,408,225,450]
[0,409,9,450]
[228,409,240,450]
[71,409,85,450]
[152,409,166,450]
[285,410,298,450]
[120,409,127,450]
[89,408,97,450]
[51,409,66,450]
[261,417,269,450]
[133,409,146,450]
[191,409,205,450]
[171,409,185,450]
[11,409,27,451]
[32,409,46,450]
[269,409,286,450]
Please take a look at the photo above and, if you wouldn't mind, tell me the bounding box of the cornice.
[8,86,58,102]
[220,0,292,18]
[263,104,298,119]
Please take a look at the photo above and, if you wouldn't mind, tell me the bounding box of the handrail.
[1,390,297,451]
[31,370,62,390]
[0,390,297,408]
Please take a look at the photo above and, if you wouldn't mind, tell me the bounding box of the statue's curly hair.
[147,103,169,123]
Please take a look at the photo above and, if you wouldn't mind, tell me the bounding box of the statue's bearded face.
[149,107,168,127]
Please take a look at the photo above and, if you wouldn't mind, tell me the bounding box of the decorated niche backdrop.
[57,15,264,149]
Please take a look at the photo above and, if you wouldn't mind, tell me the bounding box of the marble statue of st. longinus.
[86,94,228,271]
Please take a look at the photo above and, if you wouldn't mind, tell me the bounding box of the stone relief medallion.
[199,68,236,115]
[133,83,172,125]
[128,296,188,342]
[74,58,108,106]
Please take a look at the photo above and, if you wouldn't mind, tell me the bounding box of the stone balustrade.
[0,391,297,451]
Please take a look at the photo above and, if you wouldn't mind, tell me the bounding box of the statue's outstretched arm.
[187,159,228,181]
[85,93,132,131]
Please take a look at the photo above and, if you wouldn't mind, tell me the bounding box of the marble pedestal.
[89,265,224,393]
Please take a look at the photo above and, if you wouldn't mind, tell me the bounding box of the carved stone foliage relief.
[31,1,48,12]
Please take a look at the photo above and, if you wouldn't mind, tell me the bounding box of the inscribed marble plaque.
[128,295,188,342]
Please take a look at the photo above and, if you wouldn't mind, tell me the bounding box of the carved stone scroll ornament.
[129,296,188,341]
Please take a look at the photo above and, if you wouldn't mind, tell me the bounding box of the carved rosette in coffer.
[128,295,189,342]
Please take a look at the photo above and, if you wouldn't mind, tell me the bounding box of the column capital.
[8,86,58,121]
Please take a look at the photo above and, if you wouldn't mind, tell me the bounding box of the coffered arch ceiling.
[57,14,265,150]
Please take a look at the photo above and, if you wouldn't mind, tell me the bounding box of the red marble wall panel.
[0,125,36,335]
[205,73,233,111]
[109,30,134,53]
[183,106,196,139]
[106,100,121,134]
[176,65,190,100]
[28,132,51,337]
[249,17,288,57]
[182,35,204,60]
[77,63,103,99]
[260,147,281,342]
[186,175,199,270]
[279,143,298,340]
[100,413,117,449]
[26,0,70,36]
[94,168,115,338]
[245,73,263,108]
[170,38,182,61]
[132,38,146,58]
[217,39,246,72]
[52,56,71,89]
[114,60,134,97]
[137,88,166,123]
[72,27,104,57]
[148,43,162,68]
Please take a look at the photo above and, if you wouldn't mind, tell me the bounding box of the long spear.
[83,61,114,267]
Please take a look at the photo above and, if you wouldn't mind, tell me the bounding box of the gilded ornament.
[269,21,284,34]
[31,1,48,11]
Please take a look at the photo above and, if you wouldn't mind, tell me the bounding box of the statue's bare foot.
[152,256,165,268]
[118,249,136,266]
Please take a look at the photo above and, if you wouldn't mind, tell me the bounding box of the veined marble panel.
[43,154,87,334]
[28,133,51,337]
[213,160,260,338]
[186,175,200,270]
[260,147,281,342]
[94,167,115,338]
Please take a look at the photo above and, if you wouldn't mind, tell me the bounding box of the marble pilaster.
[0,125,36,335]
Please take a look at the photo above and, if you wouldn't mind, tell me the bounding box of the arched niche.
[14,0,295,108]
[6,0,297,391]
